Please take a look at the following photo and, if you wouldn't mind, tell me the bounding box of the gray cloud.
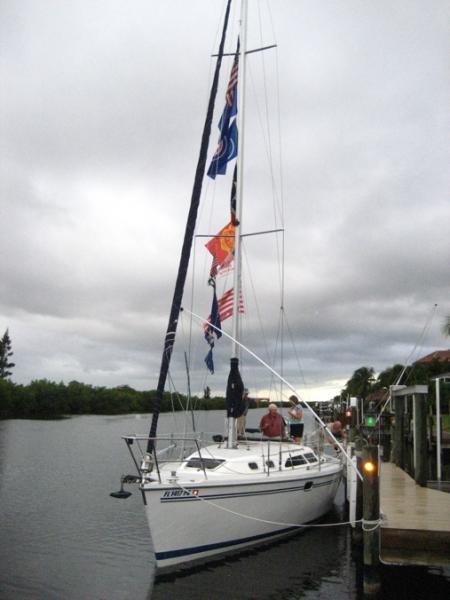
[1,0,448,401]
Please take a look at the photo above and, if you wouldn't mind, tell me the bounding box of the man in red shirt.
[259,403,285,438]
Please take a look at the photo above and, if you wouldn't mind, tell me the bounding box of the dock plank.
[380,462,450,531]
[380,461,450,566]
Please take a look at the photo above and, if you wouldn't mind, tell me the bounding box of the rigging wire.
[241,239,285,406]
[403,303,438,385]
[183,306,363,482]
[171,3,286,410]
[284,311,308,389]
[255,1,286,406]
[376,303,439,423]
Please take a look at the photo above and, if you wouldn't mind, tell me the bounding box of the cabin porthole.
[304,481,314,491]
[248,462,259,470]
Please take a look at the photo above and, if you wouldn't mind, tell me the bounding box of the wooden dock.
[380,461,450,566]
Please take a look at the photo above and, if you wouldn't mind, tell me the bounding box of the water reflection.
[0,416,155,600]
[150,499,361,600]
[0,413,449,600]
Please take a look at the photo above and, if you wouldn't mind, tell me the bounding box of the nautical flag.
[207,49,239,179]
[204,287,222,341]
[205,221,235,277]
[205,348,215,374]
[204,285,222,374]
[203,286,244,374]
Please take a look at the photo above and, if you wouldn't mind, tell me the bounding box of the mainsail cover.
[226,357,245,419]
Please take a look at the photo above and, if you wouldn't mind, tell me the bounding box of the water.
[0,411,449,599]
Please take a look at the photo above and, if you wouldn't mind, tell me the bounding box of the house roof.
[416,350,450,364]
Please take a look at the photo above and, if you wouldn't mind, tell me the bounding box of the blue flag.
[207,52,239,179]
[207,121,238,179]
[204,348,215,374]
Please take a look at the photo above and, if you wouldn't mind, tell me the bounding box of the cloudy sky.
[1,0,449,403]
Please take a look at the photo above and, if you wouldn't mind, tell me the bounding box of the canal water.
[0,411,449,599]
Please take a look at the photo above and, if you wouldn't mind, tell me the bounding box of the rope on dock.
[361,519,381,532]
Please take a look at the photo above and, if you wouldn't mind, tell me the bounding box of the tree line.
[0,379,227,419]
[341,359,450,401]
[0,330,227,419]
[1,360,448,420]
[0,327,449,419]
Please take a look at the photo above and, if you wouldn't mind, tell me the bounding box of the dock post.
[413,392,427,486]
[362,444,380,595]
[352,435,364,545]
[393,395,404,468]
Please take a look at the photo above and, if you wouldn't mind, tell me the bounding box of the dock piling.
[362,444,380,595]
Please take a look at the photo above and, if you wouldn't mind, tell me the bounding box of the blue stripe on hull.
[155,524,300,561]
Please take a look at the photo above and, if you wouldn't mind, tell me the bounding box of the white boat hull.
[142,458,342,570]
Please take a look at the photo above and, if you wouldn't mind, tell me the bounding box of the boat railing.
[121,432,337,484]
[258,439,325,475]
[121,433,220,483]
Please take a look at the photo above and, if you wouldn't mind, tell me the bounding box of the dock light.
[365,414,376,427]
[363,460,376,474]
[345,408,355,427]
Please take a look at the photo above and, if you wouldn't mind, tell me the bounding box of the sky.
[1,0,449,403]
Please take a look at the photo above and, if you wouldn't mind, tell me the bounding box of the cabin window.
[285,454,307,467]
[266,460,275,468]
[185,458,225,470]
[248,462,259,470]
[303,453,318,463]
[304,481,314,491]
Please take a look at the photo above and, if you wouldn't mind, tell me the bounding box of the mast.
[147,0,233,453]
[231,0,248,358]
[226,0,248,448]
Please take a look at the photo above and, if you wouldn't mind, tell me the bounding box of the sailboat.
[112,0,343,572]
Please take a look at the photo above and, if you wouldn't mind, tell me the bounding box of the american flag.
[226,56,238,107]
[204,287,244,332]
[218,287,244,321]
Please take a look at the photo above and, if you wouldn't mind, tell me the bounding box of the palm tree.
[345,366,375,399]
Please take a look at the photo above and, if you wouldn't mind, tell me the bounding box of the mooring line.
[174,481,363,529]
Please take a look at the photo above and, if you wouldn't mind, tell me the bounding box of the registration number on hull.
[161,488,199,499]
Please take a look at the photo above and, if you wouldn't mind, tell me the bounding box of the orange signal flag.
[205,221,236,276]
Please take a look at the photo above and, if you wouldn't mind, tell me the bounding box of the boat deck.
[380,461,450,566]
